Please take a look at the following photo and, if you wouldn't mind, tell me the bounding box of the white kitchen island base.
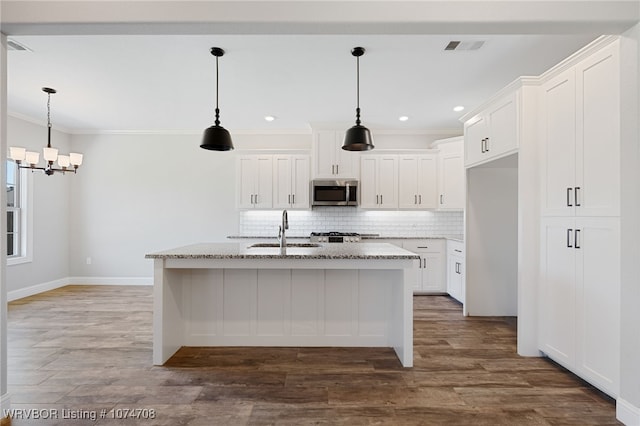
[148,244,417,368]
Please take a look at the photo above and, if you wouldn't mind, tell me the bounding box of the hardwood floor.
[7,285,620,425]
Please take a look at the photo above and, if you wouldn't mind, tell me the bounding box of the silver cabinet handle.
[332,164,335,174]
[255,194,258,204]
[376,194,379,204]
[485,137,490,152]
[481,138,487,153]
[417,246,429,249]
[419,194,422,204]
[454,249,462,253]
[440,194,444,205]
[251,194,255,204]
[575,187,581,207]
[380,195,383,204]
[414,195,417,205]
[336,165,339,174]
[575,229,581,249]
[567,188,573,207]
[288,194,291,204]
[292,194,295,204]
[567,228,573,248]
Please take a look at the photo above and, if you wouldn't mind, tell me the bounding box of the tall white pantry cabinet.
[539,39,621,397]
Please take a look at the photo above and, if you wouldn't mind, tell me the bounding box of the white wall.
[6,116,71,294]
[67,132,265,278]
[618,22,640,424]
[465,155,518,317]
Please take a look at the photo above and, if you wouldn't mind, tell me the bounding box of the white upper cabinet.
[237,155,273,209]
[398,155,438,209]
[273,155,310,209]
[360,155,398,209]
[436,138,464,210]
[541,42,620,217]
[312,130,360,179]
[464,91,519,168]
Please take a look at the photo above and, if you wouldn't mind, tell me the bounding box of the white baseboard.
[1,392,10,414]
[7,278,68,302]
[8,277,153,302]
[67,276,153,286]
[618,398,640,425]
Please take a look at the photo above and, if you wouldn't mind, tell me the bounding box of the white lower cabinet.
[402,240,446,294]
[539,216,620,397]
[446,240,465,303]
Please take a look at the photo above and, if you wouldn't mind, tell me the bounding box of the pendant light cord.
[355,55,361,126]
[46,91,52,148]
[215,55,220,126]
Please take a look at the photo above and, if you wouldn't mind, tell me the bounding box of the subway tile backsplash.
[239,209,463,237]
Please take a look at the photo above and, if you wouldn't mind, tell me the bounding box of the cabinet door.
[486,92,518,158]
[377,156,398,208]
[417,156,438,209]
[334,131,360,178]
[464,115,487,167]
[574,217,620,395]
[421,252,445,293]
[398,156,419,209]
[359,156,379,208]
[447,254,464,302]
[439,153,464,209]
[313,131,337,178]
[254,156,273,209]
[238,156,255,209]
[291,156,310,209]
[273,156,292,209]
[575,44,620,217]
[539,217,576,367]
[540,69,577,217]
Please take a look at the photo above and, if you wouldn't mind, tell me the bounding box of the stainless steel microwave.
[311,179,358,207]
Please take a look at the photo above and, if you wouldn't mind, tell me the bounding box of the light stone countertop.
[227,235,464,242]
[146,242,420,260]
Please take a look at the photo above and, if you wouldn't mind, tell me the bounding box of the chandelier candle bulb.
[43,147,58,162]
[69,153,83,166]
[25,151,40,166]
[58,155,70,168]
[9,147,26,162]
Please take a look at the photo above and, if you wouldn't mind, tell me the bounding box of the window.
[6,160,20,257]
[6,160,31,264]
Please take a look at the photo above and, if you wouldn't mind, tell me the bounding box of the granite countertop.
[146,242,420,260]
[361,235,464,242]
[227,235,464,242]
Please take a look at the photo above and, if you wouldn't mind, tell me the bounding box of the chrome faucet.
[278,209,289,252]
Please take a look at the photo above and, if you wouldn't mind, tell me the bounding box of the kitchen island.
[145,242,419,367]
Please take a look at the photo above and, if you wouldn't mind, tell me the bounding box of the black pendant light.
[342,47,374,151]
[201,47,234,151]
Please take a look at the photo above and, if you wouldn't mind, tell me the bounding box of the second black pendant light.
[201,47,234,151]
[342,47,374,151]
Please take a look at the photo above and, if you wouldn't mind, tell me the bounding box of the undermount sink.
[248,243,321,248]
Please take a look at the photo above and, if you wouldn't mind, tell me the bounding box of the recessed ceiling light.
[264,115,276,122]
[399,116,409,122]
[453,106,465,112]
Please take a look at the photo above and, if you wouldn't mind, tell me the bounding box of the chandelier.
[9,87,83,175]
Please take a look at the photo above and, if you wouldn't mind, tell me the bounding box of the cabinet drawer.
[403,239,445,253]
[447,240,464,257]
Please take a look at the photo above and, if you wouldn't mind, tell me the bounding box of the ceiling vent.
[444,41,485,51]
[7,40,32,52]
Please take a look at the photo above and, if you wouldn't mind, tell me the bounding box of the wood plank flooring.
[7,285,620,425]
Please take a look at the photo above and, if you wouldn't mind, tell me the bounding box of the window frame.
[7,162,33,266]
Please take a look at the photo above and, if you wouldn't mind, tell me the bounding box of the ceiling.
[7,33,598,133]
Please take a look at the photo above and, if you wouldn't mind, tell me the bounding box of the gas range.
[310,232,361,243]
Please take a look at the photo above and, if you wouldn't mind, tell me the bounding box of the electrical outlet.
[86,257,92,265]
